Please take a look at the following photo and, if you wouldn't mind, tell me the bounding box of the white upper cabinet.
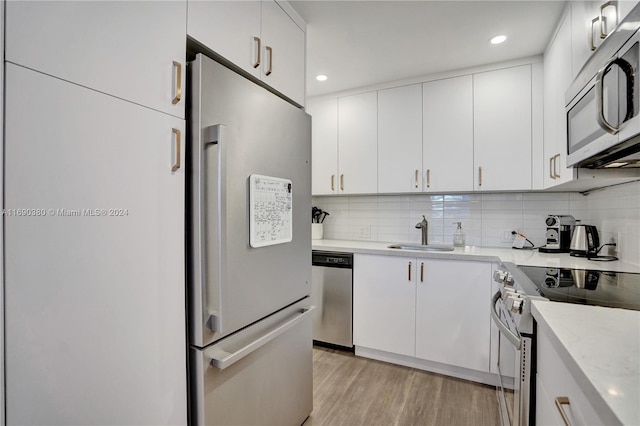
[619,0,640,22]
[338,92,378,194]
[473,65,533,191]
[260,1,305,105]
[423,76,474,192]
[6,1,186,118]
[187,0,305,106]
[544,9,575,188]
[571,1,618,79]
[307,98,339,195]
[377,84,423,193]
[188,1,262,80]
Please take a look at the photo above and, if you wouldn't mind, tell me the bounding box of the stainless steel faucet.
[415,215,428,245]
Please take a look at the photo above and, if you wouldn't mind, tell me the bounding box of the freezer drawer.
[190,299,314,426]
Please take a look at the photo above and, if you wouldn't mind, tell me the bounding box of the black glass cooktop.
[518,266,640,311]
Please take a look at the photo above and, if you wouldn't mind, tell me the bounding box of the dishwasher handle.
[208,306,315,370]
[491,291,521,349]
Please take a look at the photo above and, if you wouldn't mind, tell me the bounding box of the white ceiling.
[289,0,567,97]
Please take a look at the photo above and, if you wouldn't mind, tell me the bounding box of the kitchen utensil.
[570,224,600,257]
[320,211,330,223]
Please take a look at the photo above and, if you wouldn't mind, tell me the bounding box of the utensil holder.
[312,223,323,240]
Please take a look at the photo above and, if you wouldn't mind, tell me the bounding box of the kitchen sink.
[387,243,455,252]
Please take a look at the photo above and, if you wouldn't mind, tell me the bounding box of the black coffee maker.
[539,215,575,253]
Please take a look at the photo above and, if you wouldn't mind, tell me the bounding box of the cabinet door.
[423,76,474,192]
[415,259,491,372]
[6,1,186,118]
[261,0,306,106]
[4,65,186,425]
[308,98,339,195]
[338,92,378,194]
[187,1,262,81]
[377,84,423,193]
[544,10,574,188]
[571,1,605,79]
[353,255,416,357]
[474,65,532,191]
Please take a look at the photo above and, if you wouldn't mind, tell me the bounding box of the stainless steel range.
[491,262,640,426]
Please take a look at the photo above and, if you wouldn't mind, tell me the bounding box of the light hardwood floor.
[304,346,499,426]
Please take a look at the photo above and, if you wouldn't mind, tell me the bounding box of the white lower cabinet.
[354,254,492,378]
[353,254,416,356]
[415,259,492,372]
[536,325,605,425]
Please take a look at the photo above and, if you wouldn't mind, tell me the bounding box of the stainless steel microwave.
[566,11,640,169]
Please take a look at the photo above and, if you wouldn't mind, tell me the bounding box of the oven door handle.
[491,291,521,349]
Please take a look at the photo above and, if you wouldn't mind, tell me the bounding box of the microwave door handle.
[596,57,635,134]
[491,291,521,349]
[619,58,635,122]
[596,58,619,134]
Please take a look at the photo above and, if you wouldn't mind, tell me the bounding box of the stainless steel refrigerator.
[187,53,313,426]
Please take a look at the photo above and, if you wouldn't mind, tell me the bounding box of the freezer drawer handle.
[208,306,315,370]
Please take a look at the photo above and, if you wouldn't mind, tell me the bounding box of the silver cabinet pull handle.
[549,156,555,179]
[171,128,181,172]
[553,154,561,178]
[208,307,315,370]
[426,169,430,188]
[415,170,419,189]
[554,396,572,426]
[265,46,273,76]
[340,174,344,191]
[420,262,424,282]
[478,167,483,187]
[600,1,616,39]
[253,37,261,68]
[590,16,599,51]
[331,175,335,191]
[172,61,182,105]
[408,262,412,281]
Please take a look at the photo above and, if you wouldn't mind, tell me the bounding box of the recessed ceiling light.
[490,35,507,45]
[316,74,328,82]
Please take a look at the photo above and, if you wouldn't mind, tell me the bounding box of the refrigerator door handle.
[202,124,227,332]
[207,306,315,370]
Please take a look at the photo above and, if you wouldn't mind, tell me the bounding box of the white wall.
[313,181,640,266]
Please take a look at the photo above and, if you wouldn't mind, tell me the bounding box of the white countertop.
[532,300,640,425]
[312,239,640,273]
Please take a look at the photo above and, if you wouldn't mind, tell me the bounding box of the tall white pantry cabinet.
[3,2,187,425]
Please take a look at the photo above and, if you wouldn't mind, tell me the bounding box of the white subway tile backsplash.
[313,181,640,265]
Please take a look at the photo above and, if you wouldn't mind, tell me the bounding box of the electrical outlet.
[358,226,371,239]
[615,232,622,256]
[502,229,516,242]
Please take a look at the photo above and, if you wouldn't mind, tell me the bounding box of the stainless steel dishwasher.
[311,251,353,349]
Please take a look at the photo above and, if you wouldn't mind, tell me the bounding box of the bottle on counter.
[453,222,465,247]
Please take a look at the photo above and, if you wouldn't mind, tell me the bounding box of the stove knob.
[511,298,524,314]
[493,270,514,286]
[501,287,516,299]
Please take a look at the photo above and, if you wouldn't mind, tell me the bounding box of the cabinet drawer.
[536,330,605,425]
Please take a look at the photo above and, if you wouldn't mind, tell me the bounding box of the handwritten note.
[249,174,293,248]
